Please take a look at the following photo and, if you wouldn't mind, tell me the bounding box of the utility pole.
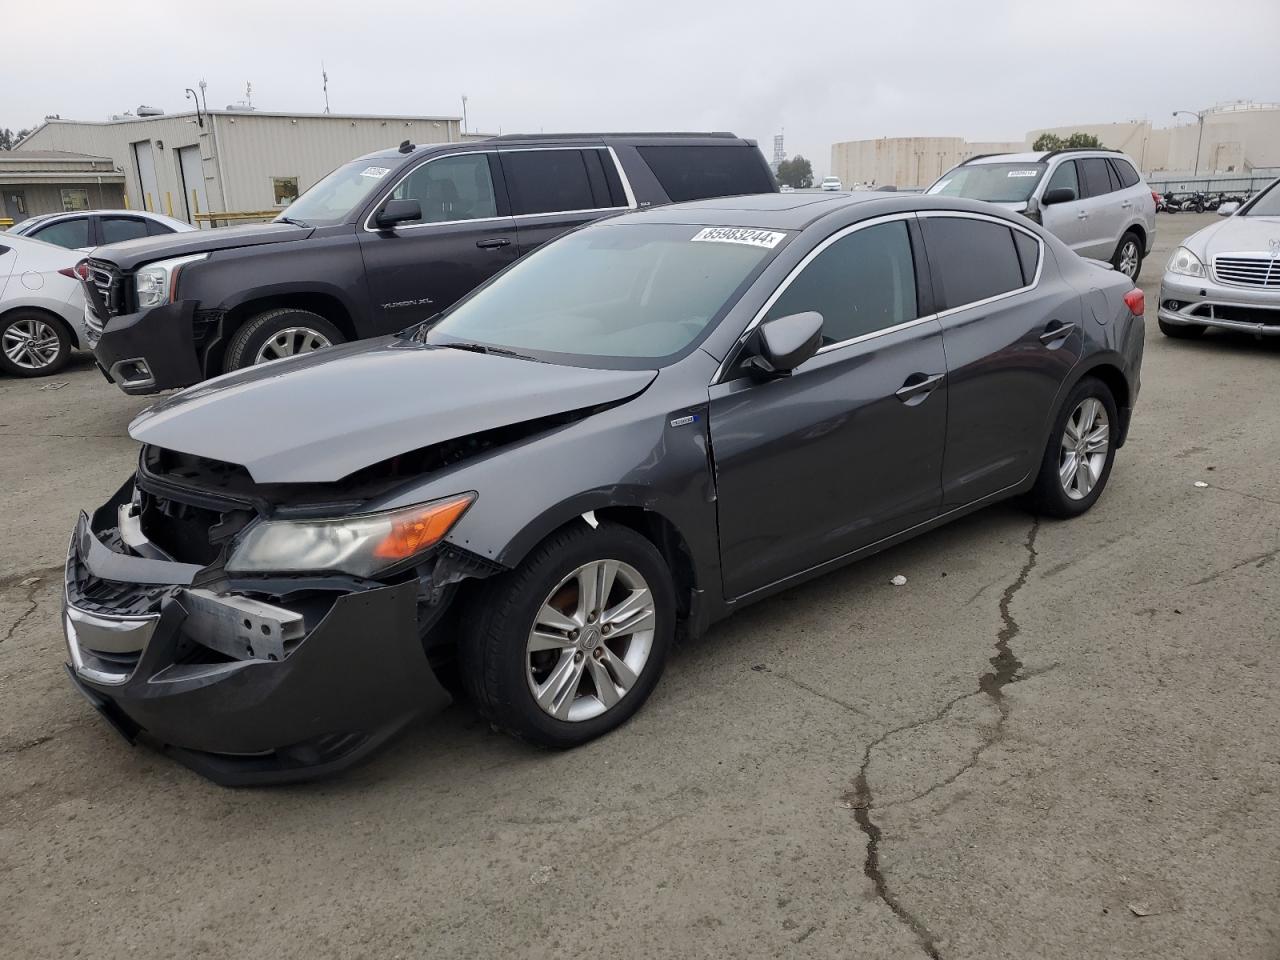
[1172,109,1206,176]
[322,63,330,114]
[461,94,469,135]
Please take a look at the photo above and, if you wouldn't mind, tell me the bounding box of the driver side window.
[1046,161,1079,198]
[392,154,499,225]
[764,220,919,348]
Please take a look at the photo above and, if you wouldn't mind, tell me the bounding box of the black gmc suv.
[81,132,777,394]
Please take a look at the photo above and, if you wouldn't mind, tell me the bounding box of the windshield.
[427,222,783,364]
[1242,180,1280,216]
[928,162,1046,203]
[275,159,396,226]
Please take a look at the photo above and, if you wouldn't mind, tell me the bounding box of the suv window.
[764,220,918,347]
[32,217,90,249]
[101,216,150,243]
[501,150,597,215]
[1109,158,1141,189]
[1045,160,1079,198]
[392,153,499,224]
[637,145,775,203]
[923,217,1027,310]
[1077,158,1114,199]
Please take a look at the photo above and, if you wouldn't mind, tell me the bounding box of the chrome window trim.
[915,210,1045,319]
[711,212,917,384]
[361,146,637,234]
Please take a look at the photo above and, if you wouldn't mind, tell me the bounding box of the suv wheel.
[1111,232,1143,280]
[460,521,675,747]
[1028,376,1118,519]
[224,308,345,371]
[0,311,71,377]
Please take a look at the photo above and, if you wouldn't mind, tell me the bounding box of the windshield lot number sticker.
[1007,170,1039,177]
[691,227,786,249]
[360,166,391,179]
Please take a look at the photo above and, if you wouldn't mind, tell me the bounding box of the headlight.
[227,493,475,578]
[1166,246,1206,279]
[134,253,208,308]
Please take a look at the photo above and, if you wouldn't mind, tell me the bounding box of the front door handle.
[1076,211,1089,220]
[895,372,945,405]
[1040,321,1077,344]
[476,237,511,249]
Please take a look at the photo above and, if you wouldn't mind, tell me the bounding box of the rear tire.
[1158,317,1206,339]
[1111,231,1144,281]
[223,308,344,371]
[459,521,676,748]
[1028,377,1119,519]
[0,310,71,377]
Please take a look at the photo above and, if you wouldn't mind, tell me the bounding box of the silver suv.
[928,149,1157,280]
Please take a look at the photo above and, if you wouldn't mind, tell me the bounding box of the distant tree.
[776,155,814,189]
[0,127,33,150]
[1032,131,1104,152]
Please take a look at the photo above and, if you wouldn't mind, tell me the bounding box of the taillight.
[1123,289,1145,316]
[57,267,77,279]
[74,259,91,281]
[1151,191,1159,205]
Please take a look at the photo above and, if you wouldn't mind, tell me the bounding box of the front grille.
[1214,255,1280,288]
[86,259,127,318]
[66,529,177,617]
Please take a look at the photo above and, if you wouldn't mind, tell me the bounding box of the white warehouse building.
[15,108,464,224]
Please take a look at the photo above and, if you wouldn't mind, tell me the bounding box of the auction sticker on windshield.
[1007,169,1040,177]
[691,227,786,249]
[360,166,392,179]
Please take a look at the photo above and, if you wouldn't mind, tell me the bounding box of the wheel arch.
[1059,357,1133,447]
[0,303,79,349]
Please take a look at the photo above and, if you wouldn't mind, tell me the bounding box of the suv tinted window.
[1045,160,1079,198]
[765,220,918,347]
[32,217,90,249]
[501,150,597,215]
[101,217,150,243]
[637,145,774,203]
[1110,158,1140,188]
[923,217,1026,309]
[392,153,499,224]
[1077,158,1114,199]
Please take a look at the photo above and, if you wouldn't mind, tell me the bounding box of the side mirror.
[375,198,422,229]
[1041,187,1076,206]
[752,311,823,377]
[1218,202,1239,216]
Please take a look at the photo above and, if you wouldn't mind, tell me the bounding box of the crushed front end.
[62,448,491,786]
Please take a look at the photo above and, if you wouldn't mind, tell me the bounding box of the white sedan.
[9,209,194,252]
[0,233,90,377]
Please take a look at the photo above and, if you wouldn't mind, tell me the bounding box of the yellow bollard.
[145,192,154,212]
[165,192,173,216]
[123,194,131,209]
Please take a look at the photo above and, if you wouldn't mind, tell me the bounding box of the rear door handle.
[1040,321,1077,344]
[476,238,511,249]
[895,372,945,405]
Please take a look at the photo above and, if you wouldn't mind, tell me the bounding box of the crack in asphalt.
[848,518,1041,959]
[1,564,61,645]
[1189,547,1280,587]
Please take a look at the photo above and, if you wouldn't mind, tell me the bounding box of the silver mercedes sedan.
[1158,177,1280,339]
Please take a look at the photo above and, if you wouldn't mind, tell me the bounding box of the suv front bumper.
[90,300,205,394]
[1158,272,1280,337]
[62,507,451,786]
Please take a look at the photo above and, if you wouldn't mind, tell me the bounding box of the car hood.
[1189,215,1280,259]
[129,337,658,484]
[91,222,313,271]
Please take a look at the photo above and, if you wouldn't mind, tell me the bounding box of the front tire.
[0,311,71,377]
[1029,377,1119,519]
[223,308,344,371]
[1158,317,1206,339]
[460,521,676,748]
[1111,231,1143,280]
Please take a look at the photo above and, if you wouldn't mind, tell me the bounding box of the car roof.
[967,152,1050,164]
[356,131,754,162]
[609,191,1011,231]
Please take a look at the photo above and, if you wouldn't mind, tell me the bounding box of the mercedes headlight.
[227,493,475,578]
[135,253,208,308]
[1166,246,1206,279]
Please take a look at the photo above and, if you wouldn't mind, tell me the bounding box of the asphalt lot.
[2,211,1278,959]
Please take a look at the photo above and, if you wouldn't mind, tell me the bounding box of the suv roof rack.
[1039,146,1122,161]
[489,131,739,142]
[959,153,1004,165]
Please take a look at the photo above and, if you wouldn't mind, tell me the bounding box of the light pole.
[1172,109,1205,177]
[461,95,468,136]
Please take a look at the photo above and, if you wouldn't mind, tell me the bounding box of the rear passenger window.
[501,150,597,215]
[923,217,1027,309]
[1013,231,1040,286]
[764,220,918,347]
[637,145,775,203]
[1110,158,1141,188]
[101,217,150,243]
[1077,158,1114,198]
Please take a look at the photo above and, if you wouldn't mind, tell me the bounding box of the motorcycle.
[1183,191,1208,213]
[1160,191,1183,212]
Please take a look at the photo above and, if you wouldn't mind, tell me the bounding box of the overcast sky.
[4,0,1277,177]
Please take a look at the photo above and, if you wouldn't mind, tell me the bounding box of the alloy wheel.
[2,318,62,370]
[1117,240,1140,279]
[254,326,332,364]
[1059,397,1110,501]
[526,559,656,722]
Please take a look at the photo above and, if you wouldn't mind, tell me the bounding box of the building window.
[272,176,299,206]
[60,188,90,212]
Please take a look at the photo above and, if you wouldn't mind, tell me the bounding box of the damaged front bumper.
[62,493,453,786]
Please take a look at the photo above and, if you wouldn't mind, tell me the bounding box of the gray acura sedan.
[62,192,1145,784]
